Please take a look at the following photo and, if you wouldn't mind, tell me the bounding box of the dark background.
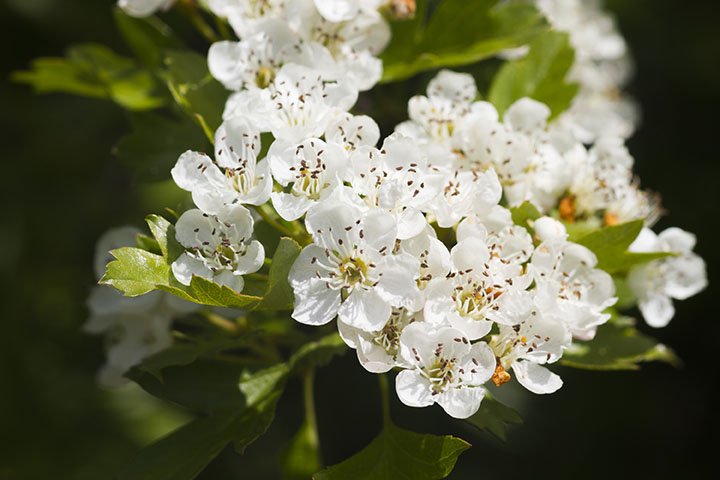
[1,0,718,478]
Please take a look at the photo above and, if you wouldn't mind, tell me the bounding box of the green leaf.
[489,31,578,118]
[465,394,522,441]
[121,364,289,480]
[313,423,470,480]
[13,44,166,110]
[574,220,672,273]
[561,318,681,371]
[290,332,347,371]
[162,50,227,133]
[117,413,240,480]
[100,247,173,297]
[114,7,183,68]
[381,0,548,82]
[255,237,302,311]
[510,201,542,231]
[115,111,211,182]
[189,276,263,309]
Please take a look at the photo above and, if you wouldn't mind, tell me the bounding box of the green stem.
[303,368,321,455]
[179,0,219,43]
[378,373,391,426]
[255,204,300,239]
[247,272,269,282]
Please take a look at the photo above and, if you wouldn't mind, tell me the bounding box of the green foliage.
[313,423,470,480]
[115,111,211,182]
[575,220,673,274]
[488,31,579,118]
[161,50,227,134]
[380,0,548,82]
[113,7,183,68]
[123,333,346,479]
[101,214,302,311]
[561,317,681,371]
[120,364,288,480]
[510,201,542,231]
[12,44,166,110]
[465,394,522,441]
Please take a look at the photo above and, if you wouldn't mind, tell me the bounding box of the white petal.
[234,241,265,275]
[292,280,341,326]
[395,369,434,408]
[271,192,314,221]
[375,253,420,308]
[171,253,211,286]
[512,361,563,394]
[639,294,675,328]
[427,70,477,104]
[437,387,485,419]
[338,288,391,331]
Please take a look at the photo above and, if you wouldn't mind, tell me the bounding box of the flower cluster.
[98,0,707,421]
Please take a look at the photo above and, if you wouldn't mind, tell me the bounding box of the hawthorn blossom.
[395,323,496,418]
[424,223,534,340]
[324,112,380,152]
[348,134,444,238]
[224,63,358,143]
[267,137,348,220]
[289,198,421,331]
[488,286,571,394]
[171,118,272,214]
[337,308,419,373]
[628,227,707,327]
[172,204,264,292]
[530,217,617,340]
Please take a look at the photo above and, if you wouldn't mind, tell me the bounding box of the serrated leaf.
[114,7,183,68]
[313,423,470,480]
[100,247,173,296]
[381,0,548,82]
[115,111,210,182]
[510,201,542,231]
[13,44,165,110]
[255,237,302,311]
[561,319,681,371]
[189,276,263,309]
[121,364,289,480]
[465,394,522,441]
[489,31,578,118]
[573,220,672,273]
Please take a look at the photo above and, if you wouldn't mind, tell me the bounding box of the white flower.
[208,0,297,36]
[118,0,174,17]
[488,287,571,394]
[224,63,358,143]
[289,198,421,331]
[530,217,617,340]
[313,0,382,22]
[424,223,534,340]
[324,112,380,152]
[628,227,707,327]
[172,204,265,292]
[395,322,496,419]
[171,118,272,214]
[338,307,419,373]
[349,134,445,238]
[396,70,477,146]
[429,167,503,229]
[208,19,311,91]
[268,137,348,220]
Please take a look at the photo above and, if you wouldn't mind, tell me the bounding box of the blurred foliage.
[1,0,719,478]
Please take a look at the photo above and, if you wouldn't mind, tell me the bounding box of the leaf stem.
[378,373,391,426]
[254,204,301,240]
[303,368,321,457]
